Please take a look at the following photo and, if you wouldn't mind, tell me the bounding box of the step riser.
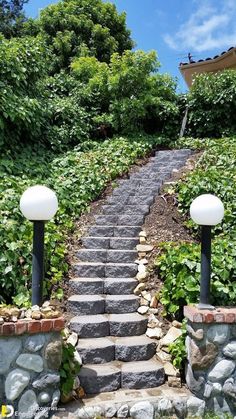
[121,368,165,390]
[74,263,137,278]
[82,237,139,250]
[105,298,139,314]
[109,318,148,337]
[70,279,104,295]
[104,279,137,295]
[79,369,121,394]
[82,237,110,249]
[68,299,105,316]
[102,205,150,216]
[115,342,156,362]
[70,317,109,338]
[77,344,115,364]
[76,250,137,263]
[88,226,142,238]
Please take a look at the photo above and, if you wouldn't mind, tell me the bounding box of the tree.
[0,0,29,38]
[23,0,134,70]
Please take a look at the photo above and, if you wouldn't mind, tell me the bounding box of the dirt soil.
[62,148,202,325]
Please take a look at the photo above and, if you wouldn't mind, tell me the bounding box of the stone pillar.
[0,317,64,419]
[185,306,236,416]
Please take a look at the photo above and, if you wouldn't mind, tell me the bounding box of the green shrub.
[186,70,236,138]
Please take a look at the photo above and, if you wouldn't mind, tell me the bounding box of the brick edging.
[0,317,65,336]
[184,305,236,323]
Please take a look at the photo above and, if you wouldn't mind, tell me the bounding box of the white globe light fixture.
[190,194,224,309]
[20,185,58,306]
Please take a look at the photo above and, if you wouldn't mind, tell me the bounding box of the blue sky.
[25,0,236,92]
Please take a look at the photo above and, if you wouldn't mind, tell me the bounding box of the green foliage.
[186,70,236,138]
[0,0,28,38]
[0,35,51,147]
[0,136,164,305]
[169,321,187,369]
[60,340,81,397]
[23,0,133,70]
[156,138,236,316]
[71,51,179,137]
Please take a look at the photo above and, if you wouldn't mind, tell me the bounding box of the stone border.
[184,306,236,323]
[0,317,65,336]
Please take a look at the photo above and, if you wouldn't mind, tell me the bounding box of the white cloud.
[164,0,236,53]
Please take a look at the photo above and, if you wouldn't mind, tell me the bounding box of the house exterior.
[179,46,236,88]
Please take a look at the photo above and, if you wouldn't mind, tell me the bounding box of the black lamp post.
[190,194,224,310]
[20,185,58,306]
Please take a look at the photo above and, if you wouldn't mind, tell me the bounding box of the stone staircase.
[68,149,191,395]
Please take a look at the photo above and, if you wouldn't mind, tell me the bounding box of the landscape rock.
[130,401,154,419]
[223,341,236,359]
[138,306,149,315]
[136,244,154,253]
[173,398,187,418]
[38,392,51,405]
[45,340,62,370]
[223,379,236,400]
[25,334,45,352]
[168,376,182,388]
[185,363,204,395]
[208,360,235,382]
[156,350,172,363]
[134,283,146,295]
[16,353,44,372]
[189,339,218,369]
[138,264,146,274]
[150,296,157,309]
[67,332,78,347]
[207,324,229,345]
[51,390,61,408]
[5,368,30,401]
[160,327,182,347]
[187,396,205,417]
[212,382,222,396]
[164,362,180,377]
[0,337,22,374]
[105,404,117,417]
[76,406,96,418]
[18,390,39,419]
[117,404,129,418]
[32,373,60,390]
[136,272,147,281]
[146,327,163,339]
[157,398,173,416]
[186,324,204,341]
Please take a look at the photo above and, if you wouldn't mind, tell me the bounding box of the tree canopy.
[0,0,28,37]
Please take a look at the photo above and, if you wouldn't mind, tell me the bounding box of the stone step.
[104,278,137,295]
[77,337,115,364]
[105,295,140,314]
[79,362,121,394]
[77,335,156,365]
[70,314,110,338]
[109,313,148,337]
[78,358,165,394]
[89,224,142,237]
[106,195,154,205]
[69,278,104,295]
[67,295,105,315]
[82,236,139,250]
[102,204,150,216]
[114,335,156,362]
[74,262,138,278]
[121,358,165,389]
[76,249,137,263]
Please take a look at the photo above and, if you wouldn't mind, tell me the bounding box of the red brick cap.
[184,305,236,324]
[0,317,65,336]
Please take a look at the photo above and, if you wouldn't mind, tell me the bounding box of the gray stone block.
[115,336,156,362]
[110,237,139,250]
[76,249,107,262]
[122,205,150,215]
[89,226,114,237]
[79,363,121,394]
[82,237,110,249]
[127,196,154,206]
[105,295,139,314]
[70,315,109,338]
[95,215,118,225]
[102,204,125,214]
[104,278,137,295]
[74,262,105,277]
[114,226,141,237]
[67,295,105,315]
[106,196,129,205]
[77,337,115,364]
[118,214,144,226]
[105,263,138,278]
[69,278,104,295]
[109,313,148,337]
[106,250,137,263]
[121,359,165,389]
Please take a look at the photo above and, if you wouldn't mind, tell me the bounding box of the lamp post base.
[197,303,215,310]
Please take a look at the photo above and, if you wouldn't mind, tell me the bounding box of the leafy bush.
[186,70,236,138]
[0,136,164,305]
[156,138,236,316]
